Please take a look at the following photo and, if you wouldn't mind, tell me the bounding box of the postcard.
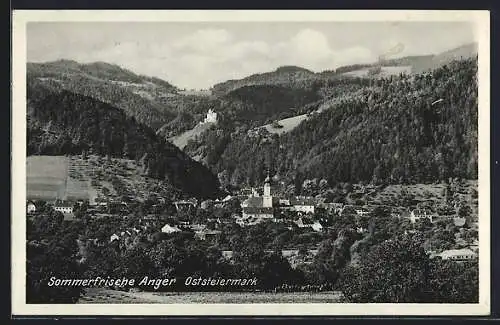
[11,9,490,316]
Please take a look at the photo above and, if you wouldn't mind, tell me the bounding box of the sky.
[27,21,476,89]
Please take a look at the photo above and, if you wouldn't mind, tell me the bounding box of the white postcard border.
[11,9,491,316]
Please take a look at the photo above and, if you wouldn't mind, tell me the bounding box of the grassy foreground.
[78,288,344,304]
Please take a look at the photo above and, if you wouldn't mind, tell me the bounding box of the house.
[279,199,291,206]
[453,217,467,227]
[27,201,37,214]
[189,224,207,232]
[161,224,181,234]
[290,197,315,214]
[410,209,437,224]
[173,199,197,212]
[435,248,478,261]
[195,229,221,241]
[311,221,323,232]
[110,234,120,242]
[294,218,310,228]
[53,200,74,214]
[242,207,274,221]
[318,202,344,214]
[200,200,214,210]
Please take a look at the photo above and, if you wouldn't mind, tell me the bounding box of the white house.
[110,234,120,242]
[161,224,181,234]
[27,201,37,214]
[291,197,315,214]
[436,248,477,261]
[410,209,437,224]
[53,200,74,214]
[311,221,323,232]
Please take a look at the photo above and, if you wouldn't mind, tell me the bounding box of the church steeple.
[263,171,272,207]
[264,170,271,184]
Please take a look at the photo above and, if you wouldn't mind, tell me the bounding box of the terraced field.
[27,155,93,202]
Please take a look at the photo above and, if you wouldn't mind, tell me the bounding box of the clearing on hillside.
[27,155,91,202]
[169,122,214,149]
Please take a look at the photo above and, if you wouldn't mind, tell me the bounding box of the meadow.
[27,155,91,201]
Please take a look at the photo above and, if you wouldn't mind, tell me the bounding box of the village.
[27,168,480,268]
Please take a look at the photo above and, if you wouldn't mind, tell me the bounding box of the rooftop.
[243,207,274,214]
[438,248,477,258]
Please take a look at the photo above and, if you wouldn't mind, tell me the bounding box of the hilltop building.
[201,109,217,124]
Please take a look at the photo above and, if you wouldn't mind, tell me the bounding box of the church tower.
[263,172,273,208]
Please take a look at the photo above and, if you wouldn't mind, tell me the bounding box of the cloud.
[143,28,376,88]
[172,28,232,53]
[29,26,375,89]
[268,29,374,72]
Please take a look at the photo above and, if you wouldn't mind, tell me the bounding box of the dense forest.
[27,78,222,199]
[185,58,478,189]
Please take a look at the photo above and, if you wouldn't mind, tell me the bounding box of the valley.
[24,39,480,306]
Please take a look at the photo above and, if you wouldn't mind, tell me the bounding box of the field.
[27,155,92,202]
[78,288,344,304]
[169,122,213,149]
[27,156,68,200]
[262,114,309,135]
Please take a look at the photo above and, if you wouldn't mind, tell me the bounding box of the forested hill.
[211,43,477,96]
[27,78,222,199]
[185,58,478,188]
[27,60,189,130]
[211,66,315,95]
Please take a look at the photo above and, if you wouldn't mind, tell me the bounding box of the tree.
[339,234,479,303]
[427,260,478,303]
[340,236,431,303]
[27,222,84,303]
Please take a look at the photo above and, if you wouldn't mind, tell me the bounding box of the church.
[241,173,277,222]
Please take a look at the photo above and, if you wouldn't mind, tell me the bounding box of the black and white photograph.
[11,10,490,316]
